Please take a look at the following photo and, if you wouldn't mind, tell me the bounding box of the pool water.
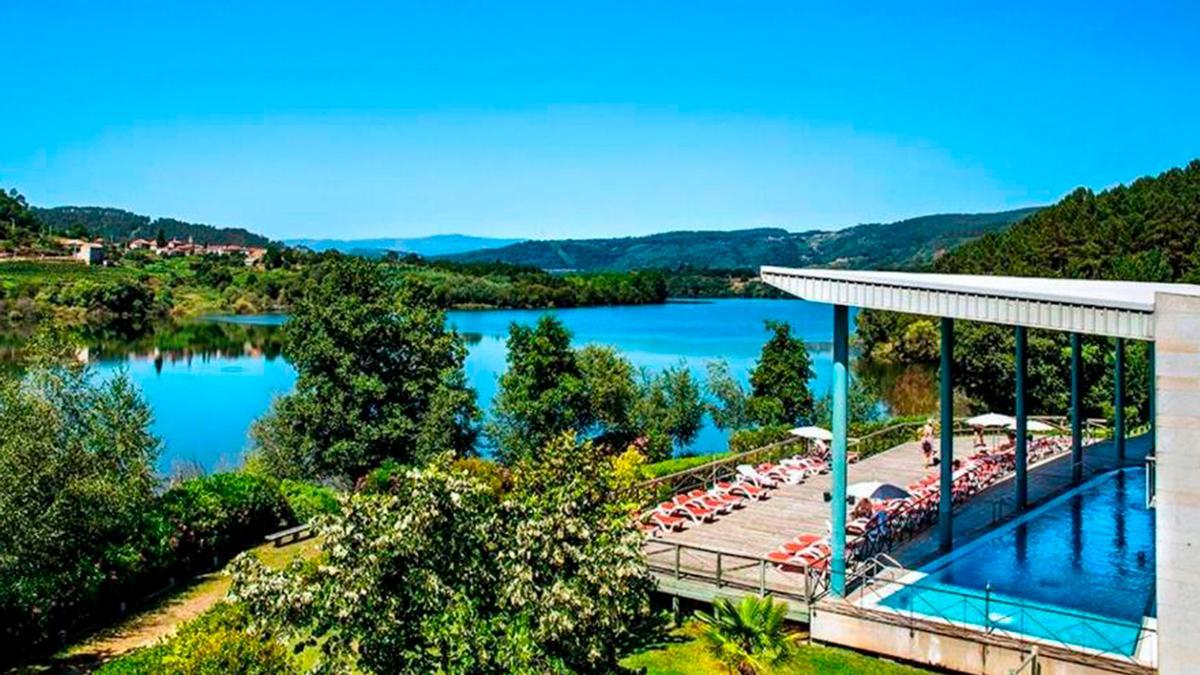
[880,468,1155,655]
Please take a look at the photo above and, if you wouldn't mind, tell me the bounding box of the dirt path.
[25,537,321,673]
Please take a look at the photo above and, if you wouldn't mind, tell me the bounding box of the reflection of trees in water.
[0,319,286,367]
[855,361,938,417]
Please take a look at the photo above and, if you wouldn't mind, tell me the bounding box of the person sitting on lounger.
[852,497,874,521]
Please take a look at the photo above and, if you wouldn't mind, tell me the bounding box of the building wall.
[1153,292,1200,674]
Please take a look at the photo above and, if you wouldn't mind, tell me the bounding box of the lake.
[12,299,864,473]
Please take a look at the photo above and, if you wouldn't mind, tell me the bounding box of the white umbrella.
[789,425,833,441]
[966,412,1016,428]
[848,481,911,502]
[1008,419,1056,433]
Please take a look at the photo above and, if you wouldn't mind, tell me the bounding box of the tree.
[705,359,751,431]
[488,315,590,462]
[634,363,705,460]
[748,321,815,427]
[231,434,655,674]
[155,227,167,248]
[251,257,478,480]
[695,595,800,675]
[0,337,161,651]
[577,344,639,439]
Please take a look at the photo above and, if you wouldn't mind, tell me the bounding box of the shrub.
[727,424,794,455]
[96,603,297,675]
[153,473,289,571]
[279,478,339,523]
[451,456,512,496]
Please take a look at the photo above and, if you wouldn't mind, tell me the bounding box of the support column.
[1149,342,1156,455]
[830,304,849,597]
[1115,337,1126,461]
[1014,326,1028,510]
[1071,333,1083,484]
[939,318,954,551]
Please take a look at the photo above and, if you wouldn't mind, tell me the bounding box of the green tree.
[748,321,815,427]
[155,227,167,248]
[0,339,161,652]
[705,359,751,431]
[634,363,705,460]
[695,595,800,675]
[251,257,478,480]
[578,344,639,439]
[488,315,590,462]
[231,434,655,674]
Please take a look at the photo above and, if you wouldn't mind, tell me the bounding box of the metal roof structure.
[759,266,1200,341]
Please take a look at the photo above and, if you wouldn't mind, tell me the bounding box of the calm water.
[11,299,857,472]
[881,467,1155,654]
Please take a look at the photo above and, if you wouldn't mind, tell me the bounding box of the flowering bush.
[232,434,656,674]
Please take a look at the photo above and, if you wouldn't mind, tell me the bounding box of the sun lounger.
[737,464,778,488]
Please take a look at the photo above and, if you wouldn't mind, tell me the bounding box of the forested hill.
[934,160,1200,282]
[33,206,273,247]
[440,208,1040,271]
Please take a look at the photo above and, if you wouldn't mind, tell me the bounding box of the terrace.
[641,267,1195,675]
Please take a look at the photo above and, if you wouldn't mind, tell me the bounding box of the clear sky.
[3,1,1198,240]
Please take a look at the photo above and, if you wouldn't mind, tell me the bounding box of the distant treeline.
[33,206,273,247]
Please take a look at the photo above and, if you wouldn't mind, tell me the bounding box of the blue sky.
[3,1,1198,240]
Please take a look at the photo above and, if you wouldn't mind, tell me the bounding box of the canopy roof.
[760,267,1200,340]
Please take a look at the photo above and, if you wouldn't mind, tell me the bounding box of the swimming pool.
[878,467,1155,656]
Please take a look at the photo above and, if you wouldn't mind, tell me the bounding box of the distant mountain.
[33,206,273,247]
[441,208,1042,271]
[285,234,525,257]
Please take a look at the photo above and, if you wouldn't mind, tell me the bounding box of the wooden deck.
[644,432,1149,613]
[649,437,978,558]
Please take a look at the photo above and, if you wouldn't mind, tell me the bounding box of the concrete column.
[1151,293,1200,672]
[1115,337,1126,461]
[1071,333,1083,484]
[939,317,954,551]
[1148,341,1156,455]
[830,304,849,597]
[1014,326,1028,510]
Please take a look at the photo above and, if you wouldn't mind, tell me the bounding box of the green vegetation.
[231,435,656,674]
[487,316,706,462]
[621,624,931,675]
[34,205,274,247]
[251,257,480,481]
[856,160,1200,420]
[694,596,801,674]
[444,209,1038,271]
[703,321,819,433]
[0,340,317,666]
[94,602,297,674]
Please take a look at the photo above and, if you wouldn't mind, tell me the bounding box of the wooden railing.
[635,436,804,510]
[643,539,827,605]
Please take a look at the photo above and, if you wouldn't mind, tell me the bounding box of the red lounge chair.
[766,550,810,573]
[648,511,685,532]
[669,496,717,522]
[780,536,822,554]
[687,489,733,514]
[703,488,746,509]
[718,479,768,500]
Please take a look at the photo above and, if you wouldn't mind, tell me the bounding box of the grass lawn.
[620,625,932,675]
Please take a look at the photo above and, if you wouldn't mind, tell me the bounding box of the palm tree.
[694,595,800,674]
